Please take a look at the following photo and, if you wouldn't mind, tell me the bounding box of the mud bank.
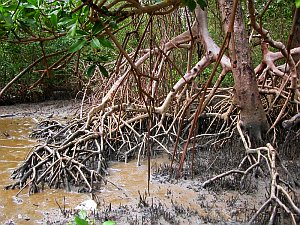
[0,100,299,224]
[0,99,81,119]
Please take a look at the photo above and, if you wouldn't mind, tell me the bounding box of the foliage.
[182,0,207,11]
[0,38,78,103]
[102,221,116,225]
[0,0,116,59]
[0,0,118,102]
[0,0,296,102]
[70,210,116,225]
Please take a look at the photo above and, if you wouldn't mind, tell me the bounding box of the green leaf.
[182,0,197,11]
[37,0,42,7]
[82,5,89,16]
[98,55,109,62]
[296,0,300,8]
[187,0,196,11]
[27,0,38,6]
[74,216,88,225]
[92,21,103,35]
[101,6,109,14]
[91,38,101,49]
[78,210,87,220]
[196,0,207,9]
[99,65,109,77]
[4,14,13,27]
[102,220,116,225]
[3,4,19,11]
[98,37,114,49]
[67,21,78,37]
[34,10,41,21]
[21,3,38,9]
[86,65,96,77]
[68,39,87,53]
[50,13,57,27]
[0,31,8,36]
[76,29,89,36]
[58,18,75,27]
[18,20,34,34]
[27,0,38,7]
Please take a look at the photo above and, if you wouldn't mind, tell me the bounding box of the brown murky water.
[0,118,89,224]
[0,117,206,224]
[0,116,268,224]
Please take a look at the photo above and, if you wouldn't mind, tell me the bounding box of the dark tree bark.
[218,0,269,141]
[291,8,300,75]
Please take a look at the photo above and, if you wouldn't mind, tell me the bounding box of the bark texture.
[218,0,269,141]
[291,8,300,76]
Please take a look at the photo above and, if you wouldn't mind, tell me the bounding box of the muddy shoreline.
[1,100,299,224]
[0,100,81,119]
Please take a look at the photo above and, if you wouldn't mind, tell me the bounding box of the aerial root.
[6,83,299,224]
[248,143,300,224]
[6,120,107,194]
[202,121,300,224]
[6,90,235,195]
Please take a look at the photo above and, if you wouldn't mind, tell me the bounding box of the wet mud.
[0,100,299,224]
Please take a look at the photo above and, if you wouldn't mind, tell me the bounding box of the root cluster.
[4,5,300,224]
[6,119,107,194]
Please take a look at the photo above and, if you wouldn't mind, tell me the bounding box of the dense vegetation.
[0,1,297,104]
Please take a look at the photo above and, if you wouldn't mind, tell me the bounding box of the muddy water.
[0,117,205,224]
[0,118,88,224]
[0,116,264,224]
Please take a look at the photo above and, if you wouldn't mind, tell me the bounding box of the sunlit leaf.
[21,3,38,9]
[74,216,88,225]
[37,0,42,7]
[99,65,109,77]
[99,37,114,49]
[27,0,38,7]
[67,21,78,37]
[102,220,116,225]
[78,210,87,220]
[91,38,101,49]
[68,39,87,53]
[86,64,96,77]
[3,4,18,11]
[58,18,75,27]
[82,5,89,16]
[76,29,89,36]
[296,0,300,8]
